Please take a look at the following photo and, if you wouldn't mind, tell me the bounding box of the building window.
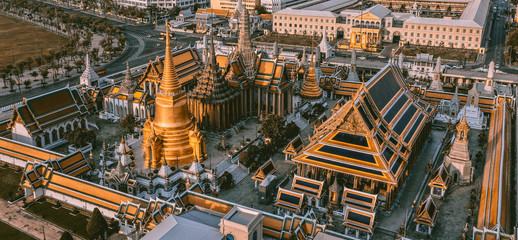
[455,36,459,40]
[411,25,414,29]
[436,34,439,38]
[448,28,451,32]
[476,30,480,34]
[226,234,235,240]
[462,36,465,40]
[463,29,466,33]
[430,26,434,31]
[424,26,427,30]
[442,35,445,39]
[456,28,459,32]
[331,27,334,30]
[470,29,473,33]
[449,35,452,39]
[417,33,420,37]
[475,37,479,42]
[410,32,414,37]
[405,32,408,36]
[469,37,472,41]
[253,231,258,240]
[417,26,421,30]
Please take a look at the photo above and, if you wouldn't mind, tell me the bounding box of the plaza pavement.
[376,129,446,232]
[0,199,81,240]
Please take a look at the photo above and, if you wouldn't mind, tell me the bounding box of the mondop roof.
[293,63,435,185]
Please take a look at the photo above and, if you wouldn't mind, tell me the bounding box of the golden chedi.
[300,51,323,100]
[143,21,206,169]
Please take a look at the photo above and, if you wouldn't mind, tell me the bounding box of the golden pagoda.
[142,20,206,169]
[188,29,241,131]
[300,51,323,100]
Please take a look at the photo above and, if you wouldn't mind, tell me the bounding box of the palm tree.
[39,66,49,86]
[30,71,38,82]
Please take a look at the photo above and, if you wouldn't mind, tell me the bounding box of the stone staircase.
[293,116,309,130]
[215,159,249,184]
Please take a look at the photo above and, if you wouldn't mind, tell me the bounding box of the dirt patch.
[401,45,478,62]
[0,14,68,68]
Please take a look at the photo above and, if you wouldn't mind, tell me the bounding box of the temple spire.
[120,61,135,93]
[209,27,217,70]
[484,61,495,95]
[430,57,443,91]
[237,8,254,79]
[159,20,182,95]
[300,45,323,100]
[273,41,278,58]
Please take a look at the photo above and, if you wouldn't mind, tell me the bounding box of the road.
[482,0,518,74]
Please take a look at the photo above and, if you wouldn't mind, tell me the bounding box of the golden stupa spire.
[300,44,323,100]
[159,20,182,95]
[456,108,470,142]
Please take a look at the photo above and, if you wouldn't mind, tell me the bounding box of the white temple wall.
[0,153,28,167]
[44,189,117,218]
[11,122,33,146]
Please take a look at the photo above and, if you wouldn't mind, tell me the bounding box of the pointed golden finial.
[159,19,182,95]
[121,134,125,144]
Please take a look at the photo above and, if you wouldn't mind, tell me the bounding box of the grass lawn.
[0,13,68,68]
[0,167,24,201]
[26,201,90,239]
[0,220,34,240]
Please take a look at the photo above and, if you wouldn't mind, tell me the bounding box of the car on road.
[358,56,367,60]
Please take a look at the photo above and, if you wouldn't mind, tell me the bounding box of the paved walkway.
[0,200,82,240]
[376,129,446,232]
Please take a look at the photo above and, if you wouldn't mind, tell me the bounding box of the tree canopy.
[87,208,108,239]
[64,127,96,148]
[119,114,138,134]
[260,114,286,146]
[60,231,74,240]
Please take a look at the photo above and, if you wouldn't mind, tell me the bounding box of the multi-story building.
[115,0,209,9]
[273,9,339,38]
[273,0,491,52]
[211,0,260,12]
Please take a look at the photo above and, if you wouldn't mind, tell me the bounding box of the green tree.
[60,231,74,240]
[64,127,96,148]
[39,66,49,86]
[119,114,137,134]
[87,208,108,239]
[192,3,200,12]
[260,114,286,146]
[23,80,31,89]
[285,121,300,140]
[255,5,267,15]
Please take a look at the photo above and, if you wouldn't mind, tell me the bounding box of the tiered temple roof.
[428,163,450,191]
[9,87,88,136]
[252,158,276,182]
[275,188,305,213]
[474,103,515,240]
[291,175,324,198]
[0,120,11,138]
[293,63,435,185]
[139,47,203,88]
[414,196,439,227]
[188,30,241,131]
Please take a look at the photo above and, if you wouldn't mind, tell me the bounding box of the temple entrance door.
[337,27,344,39]
[393,31,401,42]
[453,172,458,183]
